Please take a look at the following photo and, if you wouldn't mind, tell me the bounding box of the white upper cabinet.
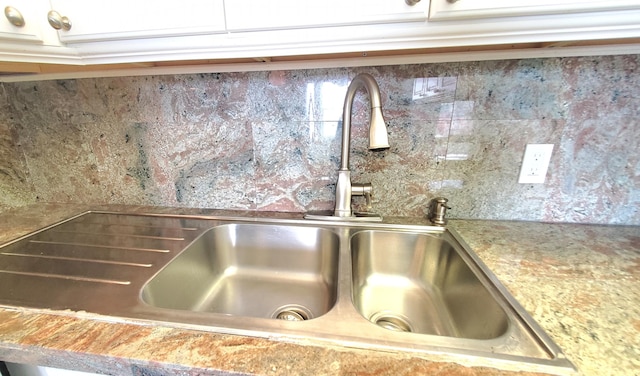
[423,0,640,49]
[1,0,47,43]
[3,0,640,80]
[225,0,429,31]
[48,0,226,43]
[429,0,640,20]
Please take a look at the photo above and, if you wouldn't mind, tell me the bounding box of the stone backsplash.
[0,55,638,225]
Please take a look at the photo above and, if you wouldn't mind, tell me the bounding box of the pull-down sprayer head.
[368,104,389,151]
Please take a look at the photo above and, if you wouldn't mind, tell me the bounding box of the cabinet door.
[1,0,46,43]
[429,0,640,20]
[225,0,429,32]
[48,0,226,43]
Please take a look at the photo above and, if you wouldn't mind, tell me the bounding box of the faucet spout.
[334,73,389,218]
[338,73,390,171]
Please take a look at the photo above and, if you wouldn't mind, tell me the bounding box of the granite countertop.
[0,204,638,376]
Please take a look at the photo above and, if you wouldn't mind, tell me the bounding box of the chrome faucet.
[306,73,390,221]
[334,73,389,218]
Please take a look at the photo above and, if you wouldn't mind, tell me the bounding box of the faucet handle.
[352,183,373,211]
[364,189,373,210]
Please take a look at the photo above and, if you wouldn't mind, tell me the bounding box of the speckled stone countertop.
[0,204,638,376]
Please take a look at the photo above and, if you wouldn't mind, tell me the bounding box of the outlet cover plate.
[518,144,554,184]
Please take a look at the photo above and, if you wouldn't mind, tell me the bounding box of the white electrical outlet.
[518,144,554,184]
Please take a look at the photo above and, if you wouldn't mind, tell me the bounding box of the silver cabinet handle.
[4,6,25,27]
[47,10,71,31]
[405,0,421,4]
[447,0,460,3]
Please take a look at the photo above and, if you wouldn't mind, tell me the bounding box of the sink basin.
[0,211,576,375]
[141,223,339,320]
[351,230,508,339]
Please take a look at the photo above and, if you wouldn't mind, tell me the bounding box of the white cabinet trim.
[57,9,640,65]
[3,42,640,83]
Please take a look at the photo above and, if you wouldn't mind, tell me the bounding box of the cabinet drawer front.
[0,2,45,43]
[49,0,226,43]
[226,0,429,32]
[429,0,640,20]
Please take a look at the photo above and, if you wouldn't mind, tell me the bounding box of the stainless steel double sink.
[0,211,576,375]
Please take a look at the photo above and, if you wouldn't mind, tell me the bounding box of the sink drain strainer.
[272,305,313,321]
[370,311,413,332]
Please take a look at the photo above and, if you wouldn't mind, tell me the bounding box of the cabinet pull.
[405,0,421,4]
[446,0,460,3]
[47,10,72,31]
[4,6,25,27]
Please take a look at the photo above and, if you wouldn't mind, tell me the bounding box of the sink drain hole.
[272,305,312,321]
[370,312,413,332]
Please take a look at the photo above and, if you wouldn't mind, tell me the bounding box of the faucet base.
[304,211,383,222]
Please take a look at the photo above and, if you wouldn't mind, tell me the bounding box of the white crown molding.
[3,43,639,83]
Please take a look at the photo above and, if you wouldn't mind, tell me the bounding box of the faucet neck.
[339,73,385,171]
